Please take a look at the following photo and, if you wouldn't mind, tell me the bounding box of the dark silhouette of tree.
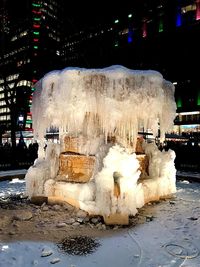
[0,0,31,148]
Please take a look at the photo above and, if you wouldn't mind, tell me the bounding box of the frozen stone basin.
[25,65,177,224]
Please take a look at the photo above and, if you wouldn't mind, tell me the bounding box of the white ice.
[25,65,177,218]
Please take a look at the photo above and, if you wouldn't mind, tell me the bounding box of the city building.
[62,0,200,140]
[0,0,64,144]
[0,0,200,145]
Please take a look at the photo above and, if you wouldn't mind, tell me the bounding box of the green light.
[177,97,182,108]
[33,46,38,49]
[197,91,200,105]
[128,14,132,18]
[32,3,41,7]
[26,120,32,123]
[33,17,40,21]
[29,104,32,107]
[33,31,40,35]
[31,88,35,91]
[114,19,119,24]
[159,20,164,32]
[114,41,119,47]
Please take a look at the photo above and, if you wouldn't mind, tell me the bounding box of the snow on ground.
[176,170,200,179]
[1,178,200,266]
[0,178,25,199]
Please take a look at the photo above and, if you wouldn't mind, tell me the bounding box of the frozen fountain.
[25,65,177,224]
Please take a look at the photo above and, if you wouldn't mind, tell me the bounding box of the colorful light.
[114,41,119,47]
[127,29,133,43]
[33,38,39,42]
[142,20,147,38]
[197,91,200,105]
[33,17,40,21]
[196,0,200,20]
[177,97,182,108]
[33,46,38,49]
[33,24,40,28]
[32,3,41,7]
[159,19,164,32]
[33,31,40,35]
[32,10,42,15]
[176,3,182,27]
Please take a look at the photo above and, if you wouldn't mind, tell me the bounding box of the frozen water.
[25,65,177,218]
[32,65,176,144]
[0,179,25,199]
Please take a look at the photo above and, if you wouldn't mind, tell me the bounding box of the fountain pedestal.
[57,154,95,183]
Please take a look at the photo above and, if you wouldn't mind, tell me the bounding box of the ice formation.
[25,65,177,224]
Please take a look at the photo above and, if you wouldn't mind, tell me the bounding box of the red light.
[33,24,40,28]
[33,38,39,42]
[196,0,200,20]
[32,79,37,83]
[142,20,147,38]
[32,10,42,15]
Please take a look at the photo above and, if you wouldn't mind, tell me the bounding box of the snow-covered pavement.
[1,179,200,266]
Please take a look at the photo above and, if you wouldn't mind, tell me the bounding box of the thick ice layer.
[25,142,176,217]
[25,65,177,222]
[32,65,176,145]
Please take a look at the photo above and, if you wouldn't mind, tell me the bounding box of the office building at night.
[62,0,200,138]
[0,0,64,139]
[0,0,200,142]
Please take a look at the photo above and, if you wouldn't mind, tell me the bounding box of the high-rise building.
[0,0,64,139]
[0,0,200,142]
[62,0,200,138]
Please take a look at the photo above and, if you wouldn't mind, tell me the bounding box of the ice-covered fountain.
[25,65,177,224]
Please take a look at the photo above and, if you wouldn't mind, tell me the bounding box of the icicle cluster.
[32,65,176,144]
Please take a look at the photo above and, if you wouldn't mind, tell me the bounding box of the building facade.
[0,0,200,143]
[62,0,200,140]
[0,0,64,140]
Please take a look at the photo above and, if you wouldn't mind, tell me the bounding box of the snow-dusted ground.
[0,178,25,199]
[1,178,200,266]
[176,170,200,180]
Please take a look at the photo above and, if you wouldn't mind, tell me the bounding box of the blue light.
[176,13,182,27]
[128,36,133,43]
[176,5,182,27]
[127,29,133,43]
